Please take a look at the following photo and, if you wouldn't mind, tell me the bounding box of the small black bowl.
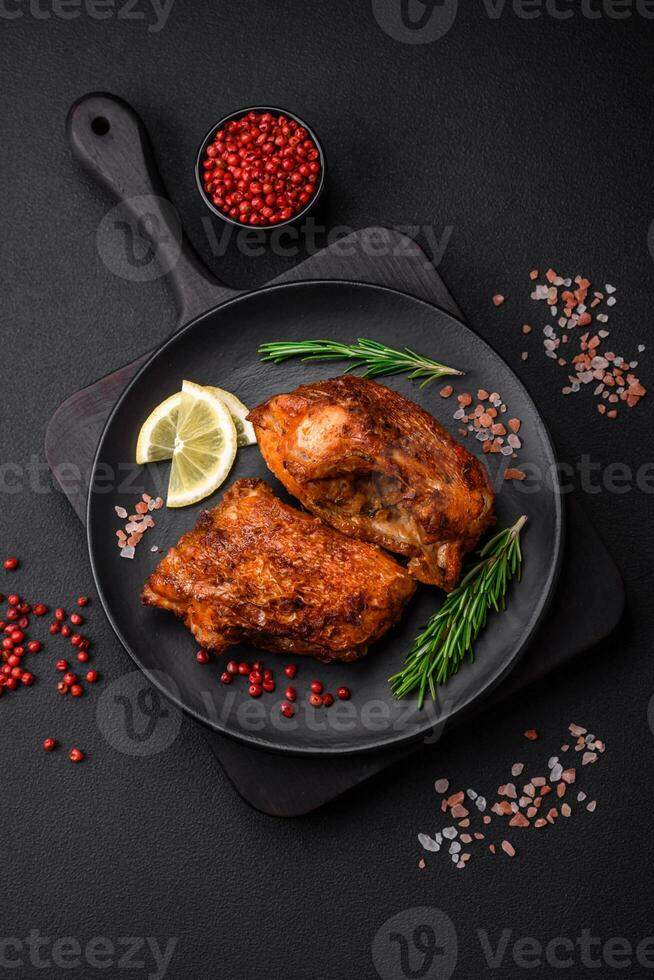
[195,105,326,230]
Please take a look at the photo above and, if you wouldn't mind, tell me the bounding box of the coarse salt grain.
[418,722,604,873]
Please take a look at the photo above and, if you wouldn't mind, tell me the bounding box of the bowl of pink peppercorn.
[196,106,326,228]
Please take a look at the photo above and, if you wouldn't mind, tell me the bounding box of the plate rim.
[87,279,564,757]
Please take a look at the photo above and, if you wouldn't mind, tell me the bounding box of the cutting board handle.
[66,92,235,324]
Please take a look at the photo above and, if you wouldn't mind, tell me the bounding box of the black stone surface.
[2,5,653,979]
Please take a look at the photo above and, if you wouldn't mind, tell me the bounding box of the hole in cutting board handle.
[91,116,110,136]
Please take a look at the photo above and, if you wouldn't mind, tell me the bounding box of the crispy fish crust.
[249,376,495,590]
[142,478,415,662]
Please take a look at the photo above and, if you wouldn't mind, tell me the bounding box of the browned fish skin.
[142,478,415,662]
[249,375,495,590]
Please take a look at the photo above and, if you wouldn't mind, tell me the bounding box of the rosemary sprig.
[258,338,463,387]
[389,515,527,708]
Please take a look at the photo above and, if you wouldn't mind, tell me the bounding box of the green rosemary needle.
[389,515,527,708]
[258,338,463,387]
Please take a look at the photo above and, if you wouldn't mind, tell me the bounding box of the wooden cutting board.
[45,94,624,814]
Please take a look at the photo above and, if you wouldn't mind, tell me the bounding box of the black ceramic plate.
[88,281,563,756]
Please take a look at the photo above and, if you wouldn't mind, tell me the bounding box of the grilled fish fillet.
[249,376,495,590]
[142,478,415,662]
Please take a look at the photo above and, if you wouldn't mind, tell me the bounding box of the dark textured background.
[2,3,653,979]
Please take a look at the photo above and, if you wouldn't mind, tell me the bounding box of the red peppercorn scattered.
[195,649,210,664]
[43,738,57,752]
[61,625,72,638]
[5,677,17,690]
[70,684,84,697]
[54,608,66,621]
[220,671,232,685]
[7,594,20,607]
[3,557,19,570]
[70,612,84,626]
[281,702,295,718]
[249,670,263,685]
[56,659,68,671]
[252,660,264,672]
[33,603,48,616]
[201,110,321,226]
[248,683,262,698]
[322,693,334,707]
[336,687,351,700]
[310,680,323,695]
[69,748,84,763]
[284,664,297,679]
[27,640,41,654]
[238,662,250,676]
[86,670,98,683]
[63,672,77,686]
[285,686,297,702]
[5,608,18,621]
[17,616,29,629]
[57,681,69,694]
[70,633,82,646]
[77,596,89,607]
[263,679,275,692]
[21,672,34,686]
[49,622,61,635]
[18,603,30,614]
[77,650,90,663]
[309,693,322,707]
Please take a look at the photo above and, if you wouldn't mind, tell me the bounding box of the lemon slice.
[204,386,256,447]
[135,391,182,464]
[166,381,237,508]
[136,386,255,464]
